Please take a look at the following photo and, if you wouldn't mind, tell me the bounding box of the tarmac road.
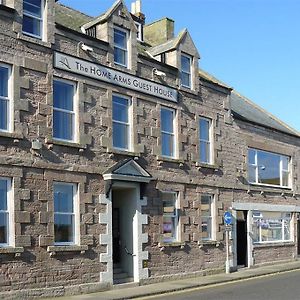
[137,269,300,300]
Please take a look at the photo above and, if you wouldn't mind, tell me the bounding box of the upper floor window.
[199,117,212,164]
[252,211,292,243]
[135,21,143,42]
[0,178,12,247]
[201,195,214,240]
[181,54,192,88]
[248,148,290,188]
[0,64,11,132]
[23,0,43,39]
[162,192,179,243]
[114,28,128,67]
[53,80,76,142]
[161,107,176,158]
[112,94,131,151]
[54,183,78,245]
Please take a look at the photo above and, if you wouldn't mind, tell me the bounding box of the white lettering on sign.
[54,52,178,102]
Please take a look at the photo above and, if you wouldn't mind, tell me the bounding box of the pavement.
[54,260,300,300]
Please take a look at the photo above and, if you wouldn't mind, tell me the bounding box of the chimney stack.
[131,0,145,22]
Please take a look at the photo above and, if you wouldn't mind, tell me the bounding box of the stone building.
[0,0,299,298]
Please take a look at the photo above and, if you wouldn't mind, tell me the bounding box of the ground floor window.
[162,192,178,243]
[252,211,292,243]
[201,195,214,240]
[0,178,11,246]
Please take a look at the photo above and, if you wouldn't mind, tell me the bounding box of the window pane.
[199,119,210,141]
[284,219,290,240]
[200,141,210,163]
[113,96,128,122]
[257,151,280,185]
[282,171,289,187]
[0,67,9,97]
[162,133,174,157]
[53,110,73,140]
[113,122,128,149]
[248,165,256,183]
[161,108,174,133]
[201,195,211,216]
[0,98,8,131]
[54,214,74,243]
[181,72,190,87]
[114,48,126,66]
[248,149,256,164]
[0,212,8,244]
[0,180,8,211]
[201,217,211,239]
[53,81,74,111]
[23,15,41,37]
[24,0,42,17]
[114,29,127,48]
[162,193,177,242]
[54,184,74,213]
[282,156,289,170]
[181,55,191,73]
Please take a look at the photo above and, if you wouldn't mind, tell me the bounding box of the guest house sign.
[54,52,178,102]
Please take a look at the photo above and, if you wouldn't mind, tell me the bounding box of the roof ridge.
[232,90,300,136]
[56,2,93,19]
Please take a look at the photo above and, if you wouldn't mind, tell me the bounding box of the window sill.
[179,86,198,96]
[0,247,24,257]
[0,4,15,14]
[157,155,184,165]
[107,147,141,157]
[17,33,51,48]
[196,162,219,171]
[248,182,292,190]
[158,242,185,249]
[253,242,294,248]
[0,131,23,140]
[47,245,88,256]
[198,240,221,248]
[46,138,87,150]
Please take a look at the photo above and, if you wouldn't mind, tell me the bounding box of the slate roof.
[54,2,299,137]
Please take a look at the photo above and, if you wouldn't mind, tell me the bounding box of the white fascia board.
[103,173,152,183]
[232,202,300,212]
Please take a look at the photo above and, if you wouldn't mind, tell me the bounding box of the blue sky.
[59,0,300,132]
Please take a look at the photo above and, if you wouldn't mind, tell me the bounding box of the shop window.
[54,183,78,245]
[23,0,43,39]
[248,148,290,187]
[112,94,131,151]
[162,192,178,243]
[161,107,176,158]
[252,211,292,243]
[114,27,128,67]
[53,79,76,142]
[199,117,212,164]
[181,54,192,89]
[0,178,12,247]
[0,64,11,132]
[201,195,214,240]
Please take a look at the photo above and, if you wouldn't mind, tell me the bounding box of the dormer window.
[181,54,192,89]
[135,21,143,42]
[23,0,43,39]
[114,27,128,68]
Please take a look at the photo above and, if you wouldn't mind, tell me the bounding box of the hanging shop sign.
[54,52,178,102]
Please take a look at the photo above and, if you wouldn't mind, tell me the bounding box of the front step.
[113,277,134,285]
[113,280,138,290]
[114,272,129,280]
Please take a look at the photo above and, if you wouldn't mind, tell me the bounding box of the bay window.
[114,28,128,67]
[162,192,178,243]
[252,211,292,243]
[53,79,76,142]
[0,178,12,247]
[54,183,78,245]
[112,94,131,151]
[161,107,176,158]
[0,64,11,132]
[23,0,43,39]
[199,117,212,164]
[248,148,290,187]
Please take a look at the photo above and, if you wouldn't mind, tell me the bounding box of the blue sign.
[224,211,232,225]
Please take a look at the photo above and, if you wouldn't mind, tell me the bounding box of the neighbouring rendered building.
[0,0,300,298]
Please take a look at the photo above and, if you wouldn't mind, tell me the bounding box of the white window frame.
[134,21,143,42]
[53,182,79,246]
[248,148,291,188]
[114,27,128,68]
[162,191,179,243]
[181,54,192,89]
[199,117,213,164]
[22,0,44,40]
[0,63,13,133]
[252,211,293,244]
[0,178,13,247]
[200,194,215,241]
[53,78,77,143]
[161,106,176,158]
[112,94,132,151]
